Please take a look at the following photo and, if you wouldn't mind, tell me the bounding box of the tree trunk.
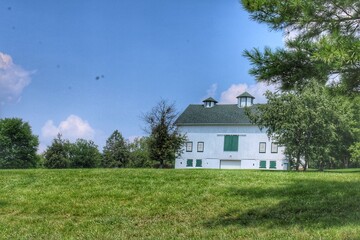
[296,152,301,171]
[159,159,164,169]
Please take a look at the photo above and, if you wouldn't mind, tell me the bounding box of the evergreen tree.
[102,130,129,168]
[43,134,71,169]
[241,0,360,92]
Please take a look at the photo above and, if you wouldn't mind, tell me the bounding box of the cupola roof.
[202,97,218,103]
[236,91,255,99]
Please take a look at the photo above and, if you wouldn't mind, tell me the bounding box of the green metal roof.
[175,104,258,125]
[237,91,255,99]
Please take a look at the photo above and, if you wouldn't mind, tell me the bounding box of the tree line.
[41,132,153,169]
[0,100,186,169]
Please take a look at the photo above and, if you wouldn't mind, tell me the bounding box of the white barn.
[175,92,289,170]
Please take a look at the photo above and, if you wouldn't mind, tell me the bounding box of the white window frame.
[259,142,266,153]
[197,142,204,152]
[271,142,278,153]
[186,142,193,152]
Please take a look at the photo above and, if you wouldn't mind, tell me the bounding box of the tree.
[102,130,129,168]
[241,0,360,169]
[128,137,154,168]
[241,0,360,92]
[245,82,346,171]
[326,93,360,168]
[69,139,101,168]
[44,136,101,169]
[0,118,39,168]
[43,134,71,169]
[142,100,186,168]
[349,142,360,166]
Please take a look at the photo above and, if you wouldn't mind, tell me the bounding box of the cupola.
[203,97,218,108]
[237,92,255,108]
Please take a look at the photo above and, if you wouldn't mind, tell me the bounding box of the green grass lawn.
[0,169,359,239]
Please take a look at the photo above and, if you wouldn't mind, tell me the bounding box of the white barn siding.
[175,125,288,170]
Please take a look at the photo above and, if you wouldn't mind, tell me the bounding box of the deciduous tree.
[246,82,346,170]
[128,137,154,168]
[44,136,101,168]
[0,118,39,168]
[70,139,101,168]
[142,100,186,168]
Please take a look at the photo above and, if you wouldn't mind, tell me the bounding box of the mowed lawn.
[0,169,359,239]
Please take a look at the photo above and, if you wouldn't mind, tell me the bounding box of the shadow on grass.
[324,168,360,173]
[205,178,360,229]
[0,200,7,207]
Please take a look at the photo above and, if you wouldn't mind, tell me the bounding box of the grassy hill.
[0,169,359,239]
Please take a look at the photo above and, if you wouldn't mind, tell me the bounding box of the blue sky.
[0,0,283,152]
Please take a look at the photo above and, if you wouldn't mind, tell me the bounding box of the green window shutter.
[186,159,193,167]
[196,159,202,167]
[260,160,266,169]
[232,136,239,151]
[224,135,239,151]
[270,161,276,169]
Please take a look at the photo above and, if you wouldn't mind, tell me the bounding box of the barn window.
[259,142,266,153]
[196,159,202,167]
[186,159,193,167]
[224,135,239,152]
[186,142,193,152]
[197,142,204,152]
[271,143,278,153]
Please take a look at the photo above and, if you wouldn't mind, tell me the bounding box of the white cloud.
[204,83,217,98]
[0,52,32,104]
[41,115,95,142]
[220,82,277,104]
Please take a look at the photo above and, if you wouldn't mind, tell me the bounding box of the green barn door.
[224,135,239,151]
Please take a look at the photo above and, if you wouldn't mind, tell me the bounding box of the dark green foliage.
[143,100,187,168]
[70,139,101,168]
[325,93,360,168]
[0,118,39,168]
[246,82,353,170]
[243,43,330,90]
[241,0,360,37]
[35,154,46,168]
[127,137,154,168]
[43,134,71,169]
[44,135,101,168]
[349,142,360,166]
[241,0,360,92]
[102,130,129,168]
